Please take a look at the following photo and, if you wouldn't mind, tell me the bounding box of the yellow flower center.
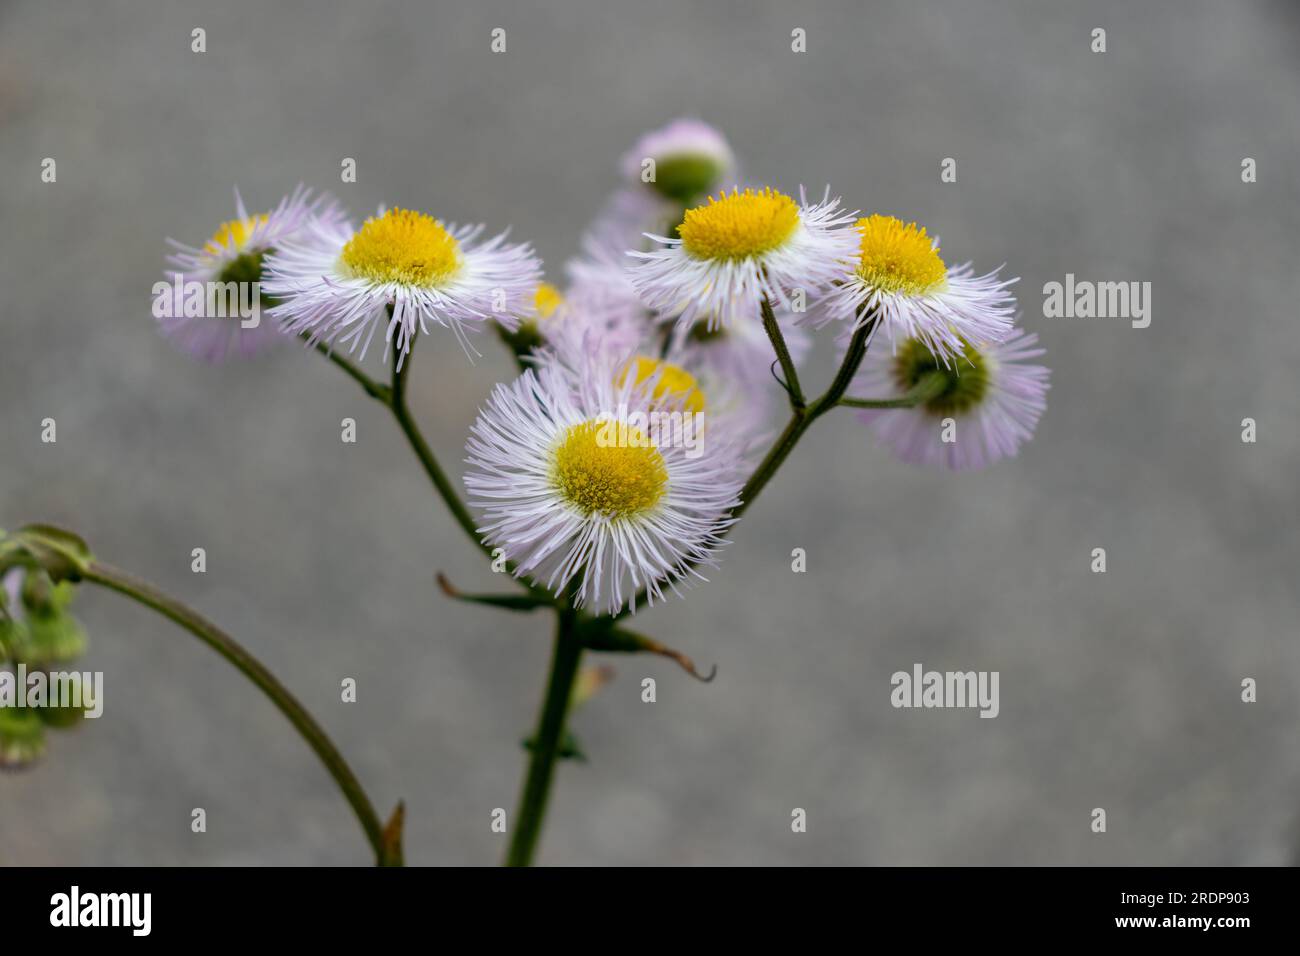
[533,282,563,319]
[552,419,668,519]
[853,215,948,296]
[339,208,462,286]
[618,357,706,414]
[678,187,800,261]
[204,215,268,255]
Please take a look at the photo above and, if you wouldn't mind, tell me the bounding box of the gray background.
[2,0,1297,866]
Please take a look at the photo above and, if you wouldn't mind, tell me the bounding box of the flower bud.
[0,706,46,770]
[23,611,88,666]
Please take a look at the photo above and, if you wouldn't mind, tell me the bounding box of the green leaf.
[14,525,95,581]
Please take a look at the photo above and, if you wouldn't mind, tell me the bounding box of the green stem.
[78,560,397,866]
[389,352,485,554]
[313,337,545,596]
[838,370,948,409]
[761,296,805,411]
[505,605,584,867]
[734,308,877,520]
[304,336,391,402]
[614,306,880,619]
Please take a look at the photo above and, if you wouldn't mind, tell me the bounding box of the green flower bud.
[12,571,87,665]
[21,570,74,615]
[649,155,725,205]
[23,610,87,666]
[0,706,46,769]
[0,614,31,663]
[37,674,87,729]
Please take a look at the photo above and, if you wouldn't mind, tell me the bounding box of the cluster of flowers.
[157,119,1049,616]
[0,568,89,767]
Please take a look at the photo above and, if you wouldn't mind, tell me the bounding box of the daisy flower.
[554,230,655,356]
[159,185,344,361]
[464,351,744,615]
[497,279,568,355]
[499,258,650,365]
[546,244,777,441]
[588,118,739,254]
[628,186,858,331]
[819,215,1018,365]
[264,207,540,367]
[620,118,736,204]
[851,328,1050,471]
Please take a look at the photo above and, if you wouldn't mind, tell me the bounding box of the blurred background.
[2,0,1298,865]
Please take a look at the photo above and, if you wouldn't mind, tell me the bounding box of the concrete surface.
[1,0,1298,865]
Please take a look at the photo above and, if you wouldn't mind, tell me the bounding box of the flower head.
[160,185,344,361]
[464,351,744,614]
[264,207,540,367]
[628,187,857,331]
[620,118,736,205]
[819,215,1018,365]
[852,328,1050,471]
[544,229,655,356]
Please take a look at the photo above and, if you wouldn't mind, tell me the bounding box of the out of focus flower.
[818,215,1017,365]
[852,328,1049,470]
[584,119,739,257]
[621,118,736,205]
[0,569,89,770]
[538,229,654,358]
[2,569,86,666]
[159,185,344,362]
[265,207,540,367]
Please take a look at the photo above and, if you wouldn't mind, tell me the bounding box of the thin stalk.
[761,296,805,410]
[505,605,584,866]
[389,353,484,553]
[839,370,948,409]
[614,306,880,619]
[79,560,397,866]
[312,337,545,597]
[304,336,391,402]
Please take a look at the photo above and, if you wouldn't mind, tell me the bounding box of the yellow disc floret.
[618,356,706,414]
[552,419,668,519]
[678,187,800,261]
[532,282,563,319]
[339,208,462,286]
[854,215,947,296]
[205,215,268,255]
